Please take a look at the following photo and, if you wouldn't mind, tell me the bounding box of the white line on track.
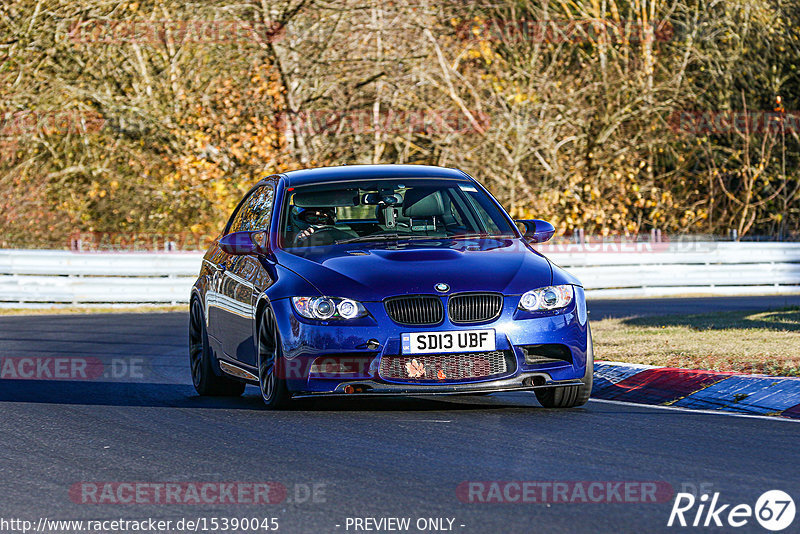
[396,419,452,423]
[589,398,800,423]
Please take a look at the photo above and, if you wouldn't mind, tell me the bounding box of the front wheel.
[535,326,594,408]
[189,298,246,397]
[257,308,292,409]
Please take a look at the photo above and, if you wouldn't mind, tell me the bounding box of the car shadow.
[293,393,522,412]
[0,379,254,409]
[619,306,800,332]
[0,312,555,413]
[0,379,528,412]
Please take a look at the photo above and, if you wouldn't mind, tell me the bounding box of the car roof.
[276,164,472,187]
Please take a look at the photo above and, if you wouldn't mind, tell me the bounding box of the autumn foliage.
[1,0,798,248]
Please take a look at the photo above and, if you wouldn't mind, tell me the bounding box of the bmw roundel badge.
[434,283,450,293]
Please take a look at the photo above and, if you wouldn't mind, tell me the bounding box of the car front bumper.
[271,286,591,395]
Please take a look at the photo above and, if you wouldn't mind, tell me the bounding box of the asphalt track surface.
[1,296,799,534]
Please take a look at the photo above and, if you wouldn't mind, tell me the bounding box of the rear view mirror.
[515,219,555,243]
[362,193,400,205]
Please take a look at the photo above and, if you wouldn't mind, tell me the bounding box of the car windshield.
[280,179,517,249]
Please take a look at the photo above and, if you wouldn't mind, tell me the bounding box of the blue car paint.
[269,290,589,394]
[192,165,589,396]
[273,238,554,302]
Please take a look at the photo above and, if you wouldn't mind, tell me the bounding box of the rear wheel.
[535,326,594,408]
[189,298,246,396]
[257,308,292,409]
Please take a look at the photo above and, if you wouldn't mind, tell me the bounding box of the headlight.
[518,285,574,311]
[291,297,368,320]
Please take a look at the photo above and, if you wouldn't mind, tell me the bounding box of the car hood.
[274,238,554,301]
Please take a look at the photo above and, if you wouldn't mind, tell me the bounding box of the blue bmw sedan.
[189,165,593,409]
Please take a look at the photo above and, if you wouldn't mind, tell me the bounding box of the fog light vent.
[521,344,572,365]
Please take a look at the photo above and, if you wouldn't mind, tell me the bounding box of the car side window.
[228,184,275,233]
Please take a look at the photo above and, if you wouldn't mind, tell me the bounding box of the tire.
[535,326,594,408]
[189,298,246,397]
[257,307,292,409]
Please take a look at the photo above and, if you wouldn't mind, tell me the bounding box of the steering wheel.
[293,225,343,247]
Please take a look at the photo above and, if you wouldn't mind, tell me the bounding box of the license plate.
[401,329,495,355]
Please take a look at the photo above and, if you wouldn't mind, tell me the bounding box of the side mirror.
[515,219,555,243]
[219,230,270,255]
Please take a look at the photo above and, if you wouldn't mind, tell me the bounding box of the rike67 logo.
[668,490,795,531]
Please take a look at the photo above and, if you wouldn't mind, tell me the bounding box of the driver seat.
[402,189,448,232]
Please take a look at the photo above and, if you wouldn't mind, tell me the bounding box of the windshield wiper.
[450,233,489,239]
[450,233,514,240]
[336,233,436,245]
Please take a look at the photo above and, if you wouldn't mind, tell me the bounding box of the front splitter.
[291,373,585,398]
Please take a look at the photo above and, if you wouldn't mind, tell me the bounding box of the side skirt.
[219,360,258,382]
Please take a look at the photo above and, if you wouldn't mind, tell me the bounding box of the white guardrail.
[0,242,799,304]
